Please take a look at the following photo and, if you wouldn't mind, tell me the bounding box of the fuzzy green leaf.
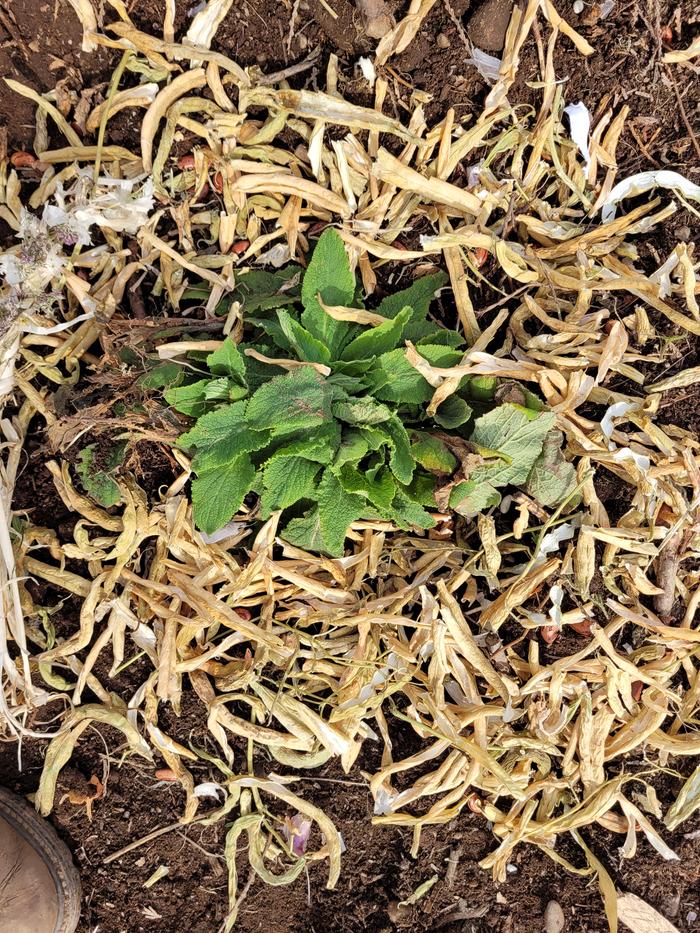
[167,375,247,416]
[333,397,392,426]
[433,395,472,429]
[192,454,255,534]
[369,345,463,404]
[469,404,555,487]
[387,489,436,530]
[378,271,448,321]
[231,267,302,313]
[334,430,371,468]
[449,480,501,515]
[402,473,437,506]
[317,469,366,556]
[465,376,498,401]
[277,309,331,364]
[240,343,293,390]
[301,229,354,356]
[382,416,415,485]
[281,508,325,553]
[245,367,332,436]
[328,374,369,395]
[139,361,183,389]
[336,464,396,510]
[165,379,210,417]
[76,443,125,507]
[410,432,457,474]
[247,316,294,354]
[203,377,234,402]
[416,328,464,348]
[261,456,320,516]
[180,402,269,470]
[207,338,247,382]
[265,423,341,465]
[339,307,412,361]
[524,428,577,507]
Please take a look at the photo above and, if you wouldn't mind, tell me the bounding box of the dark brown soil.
[1,0,700,931]
[2,696,700,933]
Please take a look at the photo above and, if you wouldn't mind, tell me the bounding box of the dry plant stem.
[103,816,212,864]
[441,0,471,50]
[653,528,683,618]
[286,0,302,56]
[663,65,700,160]
[0,8,31,58]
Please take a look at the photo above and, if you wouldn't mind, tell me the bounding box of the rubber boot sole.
[0,785,81,933]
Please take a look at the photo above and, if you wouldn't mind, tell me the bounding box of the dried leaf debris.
[0,0,699,927]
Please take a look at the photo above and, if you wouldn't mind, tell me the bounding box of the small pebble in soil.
[437,32,451,48]
[544,900,566,933]
[660,892,680,919]
[676,225,691,241]
[467,0,513,52]
[573,0,584,12]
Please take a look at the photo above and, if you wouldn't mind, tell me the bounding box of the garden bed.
[1,1,699,931]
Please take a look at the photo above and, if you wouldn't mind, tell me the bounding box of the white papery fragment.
[467,162,484,188]
[537,520,579,564]
[601,169,700,222]
[612,447,651,472]
[72,177,155,236]
[600,401,636,441]
[358,57,377,87]
[194,782,224,799]
[373,786,397,815]
[132,623,157,652]
[200,521,246,543]
[564,101,592,178]
[650,252,680,298]
[255,242,291,268]
[549,584,564,626]
[466,48,502,84]
[308,120,325,180]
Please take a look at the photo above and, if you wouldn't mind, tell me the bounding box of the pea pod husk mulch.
[1,0,699,928]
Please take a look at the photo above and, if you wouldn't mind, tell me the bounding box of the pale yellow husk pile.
[1,0,699,928]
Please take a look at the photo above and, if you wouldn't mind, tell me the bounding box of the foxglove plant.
[164,229,576,555]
